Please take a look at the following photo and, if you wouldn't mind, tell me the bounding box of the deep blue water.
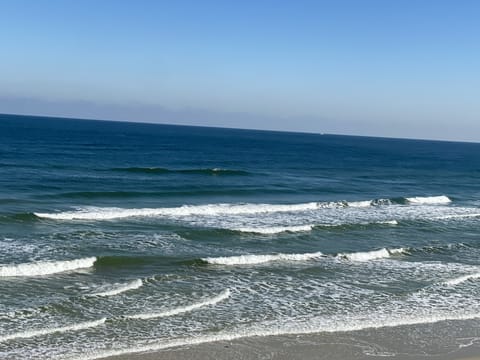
[1,114,480,359]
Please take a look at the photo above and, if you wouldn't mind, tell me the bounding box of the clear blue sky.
[0,0,479,141]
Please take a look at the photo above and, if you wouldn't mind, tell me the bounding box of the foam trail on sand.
[126,289,230,320]
[338,248,406,262]
[203,252,324,265]
[444,272,480,286]
[233,225,314,234]
[88,279,142,297]
[0,257,96,277]
[66,311,480,360]
[406,195,451,205]
[0,318,106,342]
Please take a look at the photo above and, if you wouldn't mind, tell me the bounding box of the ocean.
[1,113,480,359]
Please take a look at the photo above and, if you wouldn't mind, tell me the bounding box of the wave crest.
[406,195,451,205]
[0,318,106,342]
[88,279,143,297]
[444,272,480,286]
[126,289,230,320]
[338,248,407,262]
[203,252,324,265]
[0,257,96,277]
[233,225,314,234]
[33,195,453,221]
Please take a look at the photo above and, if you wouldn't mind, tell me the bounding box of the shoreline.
[99,320,480,360]
[104,332,480,360]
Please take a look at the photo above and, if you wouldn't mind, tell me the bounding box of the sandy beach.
[105,321,480,360]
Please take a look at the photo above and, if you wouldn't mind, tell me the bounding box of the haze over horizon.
[1,0,479,141]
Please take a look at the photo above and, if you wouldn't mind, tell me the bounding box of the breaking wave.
[88,279,143,297]
[337,248,407,262]
[0,318,106,342]
[233,225,314,234]
[203,248,407,266]
[444,272,480,286]
[126,289,230,320]
[33,195,453,221]
[406,195,451,205]
[0,257,97,277]
[203,252,324,265]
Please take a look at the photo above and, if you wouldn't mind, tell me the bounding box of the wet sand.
[106,327,480,360]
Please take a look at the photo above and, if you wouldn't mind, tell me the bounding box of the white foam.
[203,252,324,265]
[233,225,314,234]
[88,279,142,297]
[445,272,480,286]
[406,195,451,205]
[0,257,96,277]
[0,317,106,342]
[126,289,230,320]
[378,220,398,225]
[67,311,480,360]
[434,213,480,220]
[338,248,406,262]
[347,200,373,208]
[34,202,323,220]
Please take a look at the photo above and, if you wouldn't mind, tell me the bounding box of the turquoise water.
[1,114,480,359]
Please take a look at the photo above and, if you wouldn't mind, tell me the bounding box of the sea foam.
[337,248,407,262]
[233,225,314,234]
[34,203,322,220]
[88,279,142,297]
[203,252,324,265]
[34,195,453,221]
[406,195,451,205]
[126,289,230,320]
[444,272,480,286]
[0,257,97,277]
[67,311,480,360]
[0,318,106,342]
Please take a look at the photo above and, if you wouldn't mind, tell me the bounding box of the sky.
[0,0,479,141]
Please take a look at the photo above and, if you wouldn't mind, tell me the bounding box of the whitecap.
[88,279,142,297]
[233,225,314,234]
[203,252,324,265]
[338,248,407,262]
[126,289,230,320]
[0,257,96,277]
[406,195,451,205]
[0,318,106,342]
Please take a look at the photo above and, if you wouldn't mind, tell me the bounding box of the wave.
[0,317,106,342]
[203,252,324,265]
[88,279,142,297]
[406,195,451,205]
[126,289,230,320]
[111,167,250,176]
[203,247,407,266]
[444,272,480,286]
[0,257,96,277]
[34,203,322,220]
[233,225,314,234]
[434,213,480,220]
[33,195,453,221]
[68,311,480,360]
[337,248,407,262]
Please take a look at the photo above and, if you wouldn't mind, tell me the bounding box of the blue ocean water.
[1,113,480,359]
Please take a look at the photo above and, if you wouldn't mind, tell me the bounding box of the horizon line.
[1,111,478,145]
